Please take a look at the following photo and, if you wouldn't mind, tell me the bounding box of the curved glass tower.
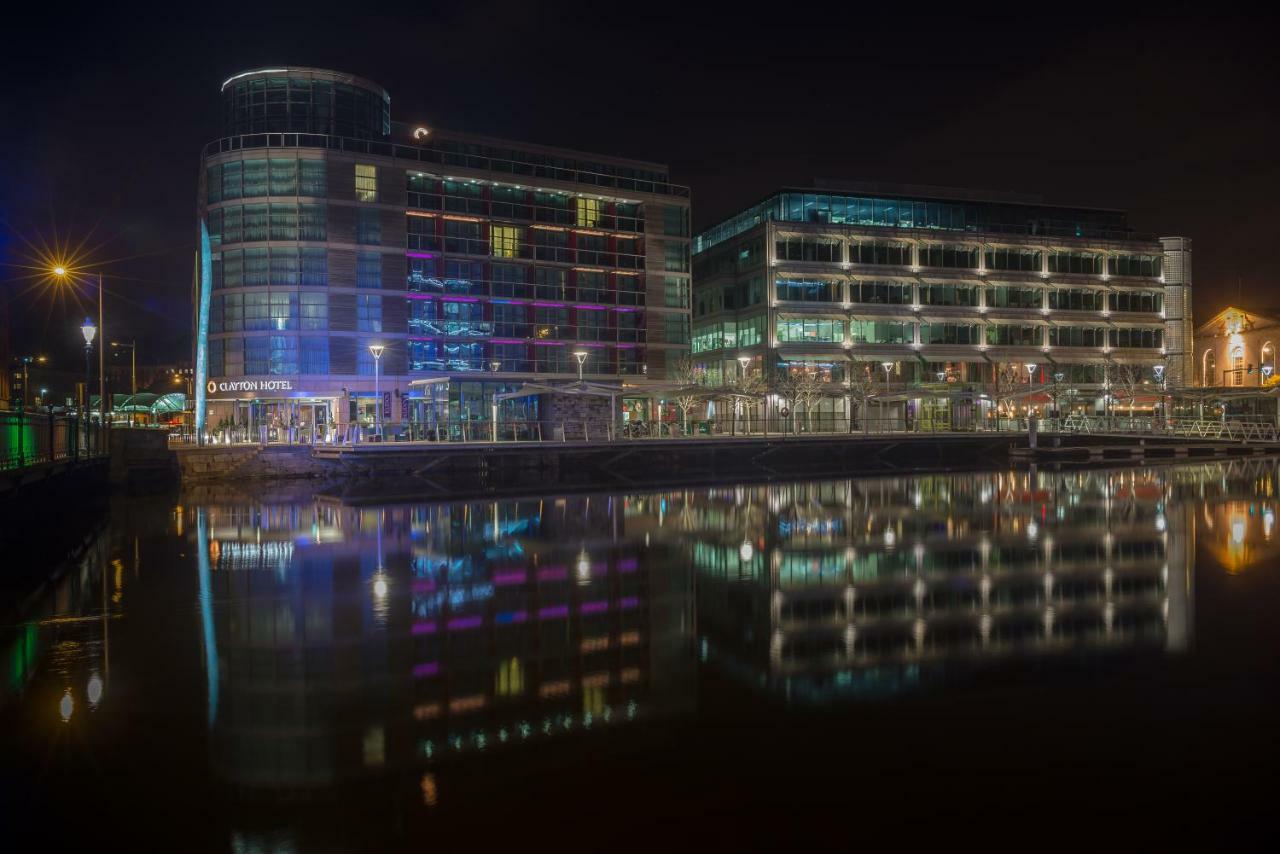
[194,67,691,444]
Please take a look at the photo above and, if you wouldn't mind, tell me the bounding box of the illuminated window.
[491,225,522,258]
[576,197,601,227]
[496,658,524,696]
[355,164,377,202]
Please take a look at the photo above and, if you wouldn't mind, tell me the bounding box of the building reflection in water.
[187,461,1278,797]
[198,494,695,791]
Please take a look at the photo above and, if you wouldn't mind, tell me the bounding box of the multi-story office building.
[195,67,691,442]
[692,184,1192,429]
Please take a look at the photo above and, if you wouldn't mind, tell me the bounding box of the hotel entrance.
[209,398,335,444]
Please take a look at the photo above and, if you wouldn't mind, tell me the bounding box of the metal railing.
[0,410,108,471]
[1060,415,1279,442]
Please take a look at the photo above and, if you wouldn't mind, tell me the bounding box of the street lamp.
[737,354,751,378]
[368,344,385,439]
[573,350,589,382]
[18,355,46,410]
[81,317,97,416]
[54,267,105,426]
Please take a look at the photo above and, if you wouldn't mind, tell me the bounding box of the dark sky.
[2,2,1276,368]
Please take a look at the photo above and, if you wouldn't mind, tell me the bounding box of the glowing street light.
[368,344,385,439]
[573,350,589,382]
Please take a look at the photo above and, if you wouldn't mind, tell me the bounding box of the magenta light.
[538,604,570,620]
[620,596,640,609]
[616,343,636,350]
[493,570,528,586]
[447,615,483,631]
[538,566,568,582]
[411,620,438,635]
[412,579,436,592]
[580,599,609,615]
[441,296,480,303]
[533,340,565,346]
[618,557,638,572]
[406,251,435,259]
[413,662,439,678]
[490,338,526,345]
[574,304,607,311]
[613,307,639,312]
[533,301,567,308]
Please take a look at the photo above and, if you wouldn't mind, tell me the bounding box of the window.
[576,234,608,265]
[577,308,608,341]
[243,249,269,287]
[1109,328,1163,349]
[242,160,268,198]
[357,295,382,332]
[984,247,1042,272]
[299,205,326,241]
[493,264,528,298]
[849,240,911,266]
[849,321,910,344]
[919,285,977,306]
[536,267,567,300]
[535,306,569,339]
[920,323,980,345]
[300,337,329,374]
[300,160,326,196]
[244,337,270,375]
[665,315,689,344]
[776,317,845,344]
[848,281,911,304]
[533,228,570,262]
[987,286,1041,308]
[1048,251,1102,275]
[300,293,327,330]
[576,270,607,303]
[444,220,482,254]
[663,205,687,237]
[357,252,382,289]
[775,277,839,302]
[269,292,297,331]
[357,208,381,245]
[575,197,600,228]
[268,159,297,196]
[492,225,523,258]
[919,244,979,269]
[269,335,297,374]
[664,242,689,272]
[985,324,1042,346]
[242,204,269,241]
[355,164,377,202]
[737,315,765,347]
[1048,326,1107,347]
[301,248,327,286]
[776,236,842,263]
[1107,254,1161,277]
[1108,290,1163,313]
[1048,289,1103,311]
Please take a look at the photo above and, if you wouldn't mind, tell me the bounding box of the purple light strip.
[412,620,438,635]
[538,604,570,620]
[538,566,568,582]
[493,570,527,586]
[440,296,480,303]
[613,307,639,312]
[533,341,565,346]
[490,338,526,345]
[447,615,483,631]
[406,293,435,300]
[580,599,609,615]
[406,251,435,259]
[413,662,439,678]
[616,343,637,350]
[618,557,638,572]
[574,303,607,311]
[412,579,436,592]
[620,596,640,610]
[533,301,567,308]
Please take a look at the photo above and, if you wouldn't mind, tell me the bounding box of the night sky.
[2,3,1275,370]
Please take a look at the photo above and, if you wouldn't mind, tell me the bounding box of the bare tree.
[1112,363,1146,417]
[991,363,1021,429]
[670,355,704,436]
[849,362,879,434]
[777,366,827,432]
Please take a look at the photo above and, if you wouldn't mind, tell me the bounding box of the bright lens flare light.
[53,266,67,277]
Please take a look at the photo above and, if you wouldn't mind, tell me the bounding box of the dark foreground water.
[3,461,1280,849]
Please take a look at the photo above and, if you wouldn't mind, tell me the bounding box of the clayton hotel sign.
[207,378,295,394]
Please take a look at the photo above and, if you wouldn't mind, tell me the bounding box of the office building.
[691,184,1191,428]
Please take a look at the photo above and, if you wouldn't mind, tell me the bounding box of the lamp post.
[53,267,105,426]
[368,344,384,439]
[81,317,97,412]
[737,355,751,435]
[573,350,588,383]
[111,340,137,395]
[881,362,894,432]
[19,355,46,410]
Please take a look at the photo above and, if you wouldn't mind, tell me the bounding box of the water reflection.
[8,458,1280,837]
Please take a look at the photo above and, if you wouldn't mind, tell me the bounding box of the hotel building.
[195,67,691,442]
[691,185,1192,428]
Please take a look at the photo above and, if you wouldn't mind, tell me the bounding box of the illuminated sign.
[206,378,295,394]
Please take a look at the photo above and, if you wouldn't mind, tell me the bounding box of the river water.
[3,461,1279,848]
